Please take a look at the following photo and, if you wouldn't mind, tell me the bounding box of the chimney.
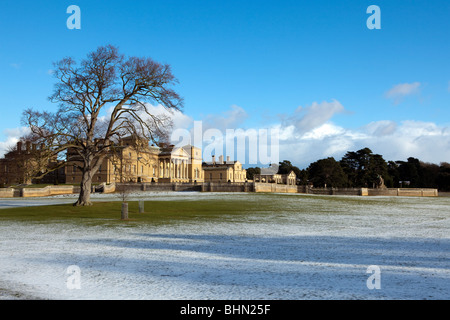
[227,156,230,162]
[26,141,31,152]
[219,155,223,164]
[212,155,215,164]
[17,141,22,153]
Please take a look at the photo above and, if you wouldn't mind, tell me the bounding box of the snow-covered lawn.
[0,192,449,299]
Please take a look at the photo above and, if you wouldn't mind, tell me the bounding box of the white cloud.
[0,127,31,157]
[301,123,346,140]
[191,101,450,168]
[282,100,346,134]
[202,105,248,132]
[143,103,193,130]
[363,120,397,136]
[275,101,450,168]
[296,120,450,168]
[385,82,421,104]
[97,102,194,137]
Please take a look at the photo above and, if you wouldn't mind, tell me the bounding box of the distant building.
[202,155,247,183]
[158,144,204,183]
[0,141,65,186]
[282,171,297,185]
[254,163,296,185]
[65,136,160,184]
[65,136,204,184]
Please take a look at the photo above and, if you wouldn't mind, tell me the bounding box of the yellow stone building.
[158,144,204,183]
[202,155,247,183]
[65,137,204,184]
[254,163,297,185]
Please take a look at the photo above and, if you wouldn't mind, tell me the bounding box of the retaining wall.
[202,182,253,192]
[367,188,438,197]
[115,182,203,193]
[0,185,80,198]
[254,183,297,193]
[296,186,367,196]
[0,183,439,198]
[21,185,76,197]
[0,188,14,198]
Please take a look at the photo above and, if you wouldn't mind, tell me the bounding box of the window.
[141,165,144,174]
[209,173,212,180]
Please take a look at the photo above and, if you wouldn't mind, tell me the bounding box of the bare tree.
[22,45,183,206]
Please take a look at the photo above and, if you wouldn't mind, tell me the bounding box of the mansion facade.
[65,136,248,185]
[0,141,65,186]
[1,137,313,187]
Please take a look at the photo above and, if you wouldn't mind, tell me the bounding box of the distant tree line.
[246,147,450,191]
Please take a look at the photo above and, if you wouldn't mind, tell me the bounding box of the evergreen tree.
[307,157,348,188]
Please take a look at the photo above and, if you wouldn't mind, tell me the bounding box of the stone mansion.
[65,136,248,185]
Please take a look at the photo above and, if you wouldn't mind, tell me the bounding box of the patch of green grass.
[0,199,260,226]
[1,192,437,227]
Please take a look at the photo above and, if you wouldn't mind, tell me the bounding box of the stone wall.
[297,186,366,196]
[21,185,76,197]
[254,183,298,193]
[115,182,203,193]
[0,183,439,198]
[0,185,79,198]
[368,188,438,197]
[0,188,14,198]
[202,182,253,192]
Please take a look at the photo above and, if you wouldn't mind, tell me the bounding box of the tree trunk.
[74,168,93,206]
[121,202,128,220]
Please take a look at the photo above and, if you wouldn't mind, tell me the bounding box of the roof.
[260,163,279,175]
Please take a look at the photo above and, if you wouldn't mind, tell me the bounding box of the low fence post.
[139,200,144,213]
[121,202,128,220]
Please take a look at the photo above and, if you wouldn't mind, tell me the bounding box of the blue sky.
[0,0,449,168]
